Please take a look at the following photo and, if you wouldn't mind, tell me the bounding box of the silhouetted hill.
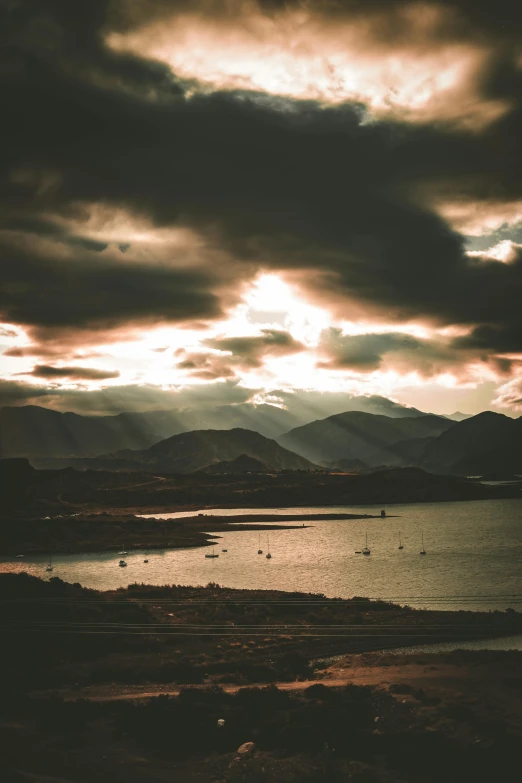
[0,404,303,460]
[84,428,319,473]
[0,405,159,459]
[446,411,473,422]
[366,436,438,467]
[420,411,522,475]
[0,398,433,463]
[278,411,454,466]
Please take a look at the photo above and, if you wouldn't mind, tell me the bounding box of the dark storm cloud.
[5,216,108,253]
[30,364,120,380]
[174,330,304,380]
[204,330,304,367]
[106,0,522,41]
[0,233,223,335]
[318,329,447,373]
[176,353,238,381]
[5,345,70,358]
[1,0,522,356]
[317,327,498,377]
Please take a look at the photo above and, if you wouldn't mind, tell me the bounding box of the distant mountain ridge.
[277,411,454,467]
[445,411,473,422]
[0,405,158,459]
[69,428,319,473]
[3,402,518,477]
[0,403,301,459]
[279,409,522,476]
[419,411,522,475]
[0,396,432,461]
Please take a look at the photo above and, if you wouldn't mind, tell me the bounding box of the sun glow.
[107,5,508,128]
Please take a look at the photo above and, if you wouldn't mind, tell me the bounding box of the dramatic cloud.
[176,352,238,381]
[1,0,522,416]
[29,365,120,380]
[107,0,515,128]
[317,328,460,375]
[0,231,227,339]
[173,329,304,380]
[204,329,305,367]
[493,376,522,410]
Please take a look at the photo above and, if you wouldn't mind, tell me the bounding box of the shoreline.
[143,512,391,522]
[3,574,521,696]
[0,511,390,557]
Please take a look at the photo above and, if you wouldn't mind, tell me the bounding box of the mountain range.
[1,401,519,477]
[64,428,318,474]
[277,411,454,467]
[0,396,432,461]
[278,410,521,476]
[419,411,522,476]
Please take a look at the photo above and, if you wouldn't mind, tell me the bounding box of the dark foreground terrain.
[1,575,521,783]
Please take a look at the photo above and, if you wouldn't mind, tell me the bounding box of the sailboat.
[205,544,219,558]
[118,544,128,555]
[420,532,427,555]
[119,559,127,567]
[362,533,371,555]
[257,533,263,555]
[45,556,53,572]
[266,535,272,559]
[398,532,404,550]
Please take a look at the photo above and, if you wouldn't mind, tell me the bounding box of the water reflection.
[1,498,521,612]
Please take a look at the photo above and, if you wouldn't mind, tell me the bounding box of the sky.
[1,0,522,419]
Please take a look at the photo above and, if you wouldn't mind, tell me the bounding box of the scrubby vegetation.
[2,573,520,695]
[1,679,521,782]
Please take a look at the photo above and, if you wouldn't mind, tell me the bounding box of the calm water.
[2,498,522,615]
[387,634,522,654]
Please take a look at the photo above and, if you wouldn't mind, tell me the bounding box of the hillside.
[277,411,454,466]
[90,428,319,473]
[446,411,473,422]
[420,411,522,475]
[0,405,160,459]
[0,404,303,460]
[0,397,426,462]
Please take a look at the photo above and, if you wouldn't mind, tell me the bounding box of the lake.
[2,498,521,616]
